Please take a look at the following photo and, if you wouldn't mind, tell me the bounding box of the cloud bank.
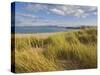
[20,3,97,18]
[15,2,97,26]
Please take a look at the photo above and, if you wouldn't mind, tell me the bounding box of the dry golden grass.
[12,28,97,73]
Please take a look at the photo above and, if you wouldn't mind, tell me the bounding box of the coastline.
[13,27,95,39]
[13,29,81,39]
[14,32,59,39]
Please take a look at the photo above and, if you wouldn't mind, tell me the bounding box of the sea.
[12,26,73,33]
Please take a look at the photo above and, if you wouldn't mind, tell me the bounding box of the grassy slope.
[12,28,97,73]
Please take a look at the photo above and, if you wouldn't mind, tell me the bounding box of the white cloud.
[92,12,97,15]
[88,7,97,11]
[22,3,49,13]
[15,13,70,26]
[15,3,97,26]
[50,5,97,18]
[21,3,97,19]
[74,9,84,18]
[16,13,37,19]
[50,8,65,16]
[15,13,42,26]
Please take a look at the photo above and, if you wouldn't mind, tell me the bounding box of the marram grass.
[12,28,97,73]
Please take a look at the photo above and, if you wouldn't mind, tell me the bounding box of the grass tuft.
[12,28,97,73]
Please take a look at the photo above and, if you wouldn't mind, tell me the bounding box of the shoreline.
[13,29,81,39]
[13,28,95,39]
[14,32,59,39]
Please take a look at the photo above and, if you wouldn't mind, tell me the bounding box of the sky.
[13,2,97,27]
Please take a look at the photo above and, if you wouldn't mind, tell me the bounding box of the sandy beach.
[14,32,59,39]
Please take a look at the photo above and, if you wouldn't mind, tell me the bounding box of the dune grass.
[12,28,97,73]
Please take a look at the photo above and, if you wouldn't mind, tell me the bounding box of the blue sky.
[13,2,97,27]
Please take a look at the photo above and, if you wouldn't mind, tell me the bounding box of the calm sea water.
[13,26,72,33]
